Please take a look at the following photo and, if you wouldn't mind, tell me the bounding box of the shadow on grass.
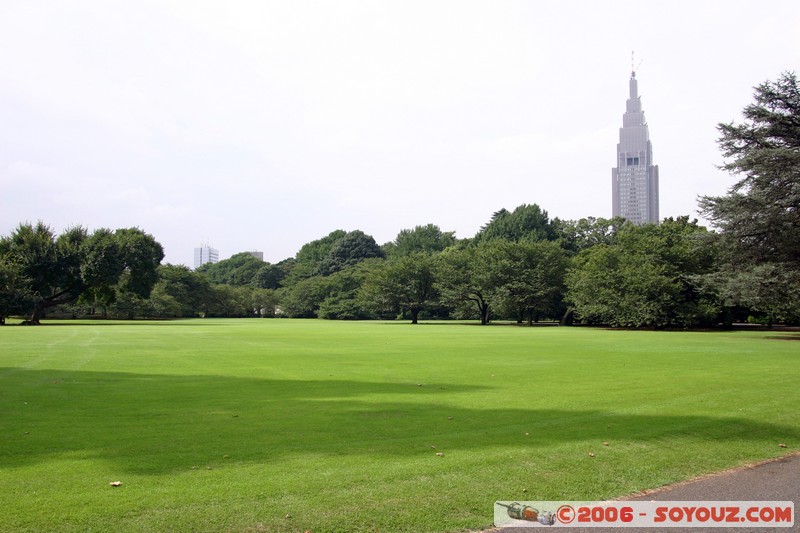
[4,319,238,326]
[3,367,798,475]
[767,334,800,341]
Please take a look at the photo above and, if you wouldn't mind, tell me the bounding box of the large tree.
[485,240,569,324]
[316,261,381,320]
[289,230,348,280]
[435,245,494,324]
[474,204,555,243]
[151,264,212,317]
[0,257,31,324]
[280,260,380,319]
[359,252,438,324]
[197,252,265,286]
[565,243,674,327]
[0,222,163,324]
[317,230,384,275]
[698,71,800,323]
[551,216,627,256]
[384,224,457,257]
[565,217,718,328]
[252,263,286,289]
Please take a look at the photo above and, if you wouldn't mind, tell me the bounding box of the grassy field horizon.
[2,319,798,532]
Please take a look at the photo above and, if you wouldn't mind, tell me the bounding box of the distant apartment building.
[193,246,219,269]
[246,251,264,261]
[611,70,659,225]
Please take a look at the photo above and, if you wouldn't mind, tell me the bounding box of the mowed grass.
[1,320,798,532]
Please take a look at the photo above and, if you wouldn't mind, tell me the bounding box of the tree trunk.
[28,290,79,325]
[720,307,733,329]
[479,302,490,325]
[410,308,420,325]
[28,303,45,325]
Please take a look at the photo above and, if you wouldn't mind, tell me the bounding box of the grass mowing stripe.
[1,320,798,532]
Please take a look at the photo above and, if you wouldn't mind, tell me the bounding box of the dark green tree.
[565,244,677,327]
[317,230,384,275]
[0,222,163,324]
[474,204,555,243]
[197,252,265,286]
[359,252,438,324]
[252,263,286,289]
[485,240,569,324]
[384,224,457,257]
[0,256,32,324]
[316,261,381,320]
[249,287,279,317]
[289,230,348,280]
[151,264,212,317]
[435,245,493,324]
[565,217,718,327]
[206,284,252,317]
[552,216,627,256]
[279,276,333,318]
[279,259,381,319]
[113,228,164,298]
[698,71,800,323]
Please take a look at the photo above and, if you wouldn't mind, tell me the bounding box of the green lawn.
[1,320,798,532]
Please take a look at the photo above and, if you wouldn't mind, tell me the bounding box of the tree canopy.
[699,71,800,323]
[0,222,163,324]
[359,252,438,324]
[385,224,457,257]
[0,258,30,324]
[474,204,555,243]
[197,252,265,286]
[317,230,384,275]
[565,217,718,327]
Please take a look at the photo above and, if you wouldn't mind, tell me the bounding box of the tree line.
[1,72,797,327]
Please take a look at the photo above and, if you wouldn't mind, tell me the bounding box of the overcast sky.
[1,1,799,265]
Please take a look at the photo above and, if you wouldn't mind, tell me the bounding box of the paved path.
[481,452,799,533]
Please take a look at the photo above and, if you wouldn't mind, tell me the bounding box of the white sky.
[1,1,799,265]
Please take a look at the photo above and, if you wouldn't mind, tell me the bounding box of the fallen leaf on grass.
[435,452,444,457]
[603,441,610,446]
[109,481,122,487]
[588,452,595,458]
[779,443,787,448]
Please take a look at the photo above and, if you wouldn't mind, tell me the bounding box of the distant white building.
[611,70,660,225]
[194,246,219,269]
[247,251,264,261]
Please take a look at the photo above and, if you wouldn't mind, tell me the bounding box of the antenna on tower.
[631,50,643,76]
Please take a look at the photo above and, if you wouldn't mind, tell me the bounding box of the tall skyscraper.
[194,246,219,269]
[612,70,659,224]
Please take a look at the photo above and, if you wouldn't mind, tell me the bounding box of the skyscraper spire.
[631,50,636,77]
[611,69,659,224]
